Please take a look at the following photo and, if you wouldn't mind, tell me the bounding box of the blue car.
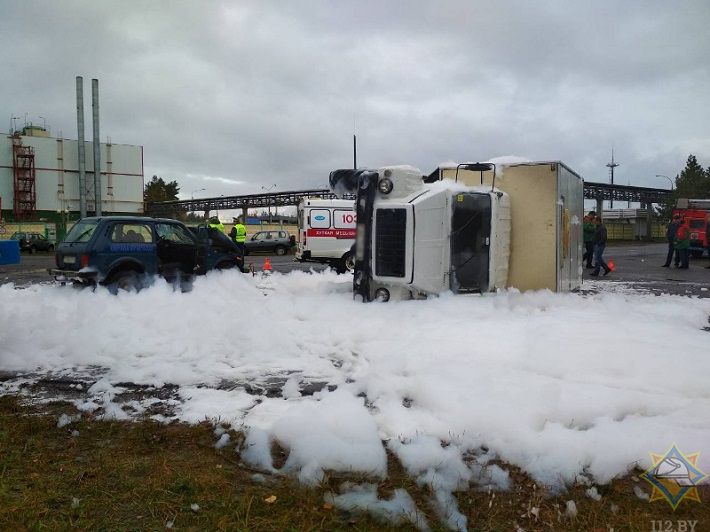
[49,216,244,291]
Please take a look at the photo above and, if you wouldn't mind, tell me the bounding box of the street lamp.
[190,188,206,217]
[655,174,674,190]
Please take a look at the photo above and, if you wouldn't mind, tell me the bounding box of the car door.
[263,231,275,251]
[155,222,199,277]
[249,232,266,252]
[36,234,50,251]
[103,221,157,274]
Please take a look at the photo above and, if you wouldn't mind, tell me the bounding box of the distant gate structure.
[146,182,673,219]
[146,189,345,218]
[583,182,672,206]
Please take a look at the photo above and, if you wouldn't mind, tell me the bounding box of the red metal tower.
[11,136,37,220]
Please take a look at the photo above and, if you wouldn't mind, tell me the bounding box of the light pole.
[655,174,674,190]
[190,188,205,218]
[262,184,277,222]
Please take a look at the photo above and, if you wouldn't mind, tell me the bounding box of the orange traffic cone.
[263,257,272,273]
[608,259,616,271]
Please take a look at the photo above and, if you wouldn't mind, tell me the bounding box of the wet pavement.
[0,252,329,288]
[3,243,707,296]
[582,242,710,297]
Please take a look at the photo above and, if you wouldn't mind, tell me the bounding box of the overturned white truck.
[330,161,583,302]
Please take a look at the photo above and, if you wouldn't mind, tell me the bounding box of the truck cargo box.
[435,161,583,292]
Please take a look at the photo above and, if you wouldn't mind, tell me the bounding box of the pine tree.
[675,155,710,199]
[143,175,180,203]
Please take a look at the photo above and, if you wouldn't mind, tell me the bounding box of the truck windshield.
[689,219,705,229]
[64,220,99,243]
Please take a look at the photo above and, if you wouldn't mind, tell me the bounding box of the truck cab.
[674,199,710,258]
[330,166,511,301]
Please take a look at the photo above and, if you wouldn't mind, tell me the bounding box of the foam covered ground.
[2,270,709,494]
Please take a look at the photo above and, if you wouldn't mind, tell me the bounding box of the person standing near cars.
[208,217,224,233]
[230,217,247,255]
[589,215,611,276]
[582,212,596,268]
[662,214,681,268]
[675,217,690,269]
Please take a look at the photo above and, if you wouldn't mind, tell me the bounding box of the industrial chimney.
[76,76,87,218]
[92,79,101,216]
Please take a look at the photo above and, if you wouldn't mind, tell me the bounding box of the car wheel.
[111,271,141,294]
[690,250,704,259]
[48,244,55,252]
[216,260,237,270]
[275,245,287,256]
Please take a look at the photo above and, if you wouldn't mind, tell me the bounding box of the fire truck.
[673,199,710,258]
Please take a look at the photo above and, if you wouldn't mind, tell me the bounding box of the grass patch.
[0,395,708,531]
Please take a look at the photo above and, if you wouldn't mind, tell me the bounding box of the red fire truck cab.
[673,199,710,258]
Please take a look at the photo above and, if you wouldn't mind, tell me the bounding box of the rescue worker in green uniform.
[230,217,247,256]
[208,217,224,234]
[675,217,690,269]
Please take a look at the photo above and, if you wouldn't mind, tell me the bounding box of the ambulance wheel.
[336,252,354,274]
[690,250,704,259]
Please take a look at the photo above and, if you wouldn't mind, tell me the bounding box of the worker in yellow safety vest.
[208,217,224,233]
[230,217,247,255]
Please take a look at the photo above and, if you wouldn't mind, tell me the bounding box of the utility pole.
[606,148,619,209]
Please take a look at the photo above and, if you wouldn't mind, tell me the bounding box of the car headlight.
[377,177,393,194]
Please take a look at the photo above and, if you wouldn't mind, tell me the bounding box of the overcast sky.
[2,0,709,199]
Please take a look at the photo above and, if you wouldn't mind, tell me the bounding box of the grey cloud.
[1,0,708,199]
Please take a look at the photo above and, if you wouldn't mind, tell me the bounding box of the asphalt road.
[0,251,329,288]
[1,244,708,296]
[586,242,710,297]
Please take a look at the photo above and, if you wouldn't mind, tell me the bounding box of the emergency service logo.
[641,444,707,510]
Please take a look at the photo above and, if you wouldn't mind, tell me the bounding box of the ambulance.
[295,198,357,273]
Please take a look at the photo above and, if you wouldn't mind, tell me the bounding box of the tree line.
[657,154,710,220]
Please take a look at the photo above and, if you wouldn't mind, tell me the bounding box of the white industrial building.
[0,125,144,222]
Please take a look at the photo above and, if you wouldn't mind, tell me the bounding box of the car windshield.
[64,220,99,243]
